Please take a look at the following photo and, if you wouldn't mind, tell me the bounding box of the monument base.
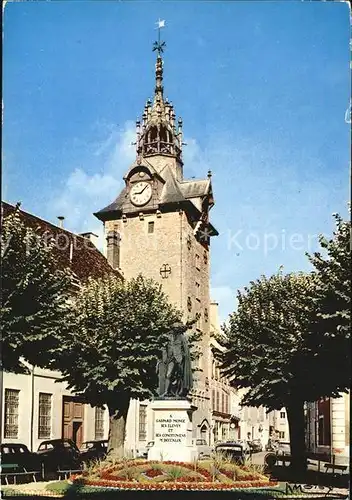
[148,399,198,462]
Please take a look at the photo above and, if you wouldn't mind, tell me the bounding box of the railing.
[143,141,181,156]
[265,452,350,475]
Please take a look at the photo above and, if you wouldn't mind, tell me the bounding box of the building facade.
[2,365,111,452]
[209,302,241,444]
[305,394,350,465]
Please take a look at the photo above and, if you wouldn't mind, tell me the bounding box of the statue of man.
[157,322,193,398]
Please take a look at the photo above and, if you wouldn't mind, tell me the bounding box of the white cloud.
[210,285,237,324]
[51,121,136,251]
[182,137,211,178]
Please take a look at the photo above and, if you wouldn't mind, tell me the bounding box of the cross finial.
[153,19,166,56]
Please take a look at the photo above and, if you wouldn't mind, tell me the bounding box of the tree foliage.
[307,212,351,391]
[1,208,73,372]
[52,274,196,457]
[216,271,316,472]
[217,271,317,410]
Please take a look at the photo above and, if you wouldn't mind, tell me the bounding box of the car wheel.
[265,453,277,469]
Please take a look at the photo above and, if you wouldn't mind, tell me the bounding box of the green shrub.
[45,480,71,493]
[166,465,186,481]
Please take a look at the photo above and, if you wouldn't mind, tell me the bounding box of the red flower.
[144,468,163,478]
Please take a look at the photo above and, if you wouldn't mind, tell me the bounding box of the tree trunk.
[107,397,130,460]
[286,399,307,476]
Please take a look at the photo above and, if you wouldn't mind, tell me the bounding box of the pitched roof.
[180,179,210,199]
[95,169,213,220]
[159,165,186,204]
[2,201,123,282]
[95,188,127,217]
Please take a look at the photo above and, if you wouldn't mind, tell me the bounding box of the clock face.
[129,181,152,206]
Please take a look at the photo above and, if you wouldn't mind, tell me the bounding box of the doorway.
[62,396,85,448]
[72,421,83,447]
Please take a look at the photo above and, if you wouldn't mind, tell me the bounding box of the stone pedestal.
[148,399,198,462]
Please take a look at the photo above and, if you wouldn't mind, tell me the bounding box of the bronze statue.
[156,322,193,398]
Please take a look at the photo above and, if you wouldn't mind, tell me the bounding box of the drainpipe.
[0,366,3,443]
[135,400,138,458]
[179,208,183,310]
[30,365,35,451]
[329,397,333,462]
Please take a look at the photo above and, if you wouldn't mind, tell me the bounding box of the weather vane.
[153,19,166,55]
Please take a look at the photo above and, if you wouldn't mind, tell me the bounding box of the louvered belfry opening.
[135,53,183,161]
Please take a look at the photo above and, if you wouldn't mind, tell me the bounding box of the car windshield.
[80,442,93,450]
[217,444,242,450]
[2,446,13,454]
[38,443,54,451]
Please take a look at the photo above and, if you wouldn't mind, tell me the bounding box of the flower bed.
[72,459,279,492]
[79,478,278,491]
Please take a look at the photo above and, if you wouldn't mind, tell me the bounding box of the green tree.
[53,274,196,458]
[307,212,351,391]
[1,207,73,372]
[217,271,319,474]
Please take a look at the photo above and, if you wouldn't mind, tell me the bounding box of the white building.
[1,365,110,452]
[268,408,290,443]
[305,393,350,465]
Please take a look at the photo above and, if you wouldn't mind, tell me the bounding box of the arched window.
[150,126,158,142]
[159,125,168,143]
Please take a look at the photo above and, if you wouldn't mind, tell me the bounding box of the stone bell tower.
[94,36,218,442]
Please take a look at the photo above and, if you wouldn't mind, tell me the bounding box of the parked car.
[248,439,263,453]
[79,440,108,463]
[1,443,41,473]
[194,439,213,459]
[37,439,81,477]
[277,441,291,456]
[215,442,245,464]
[233,439,251,454]
[265,438,279,452]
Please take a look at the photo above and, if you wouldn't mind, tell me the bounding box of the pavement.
[251,450,267,465]
[250,451,350,473]
[1,480,62,497]
[248,451,349,498]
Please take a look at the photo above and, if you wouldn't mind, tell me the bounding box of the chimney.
[57,216,65,228]
[80,232,99,248]
[106,230,121,269]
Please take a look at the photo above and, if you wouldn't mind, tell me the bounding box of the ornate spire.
[135,21,183,162]
[154,55,163,97]
[152,19,165,99]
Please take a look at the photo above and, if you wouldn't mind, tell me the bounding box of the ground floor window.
[317,399,331,446]
[95,407,105,440]
[4,389,20,439]
[38,393,52,439]
[139,405,147,441]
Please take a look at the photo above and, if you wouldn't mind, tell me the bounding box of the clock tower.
[94,40,218,443]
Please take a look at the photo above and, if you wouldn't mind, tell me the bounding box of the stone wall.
[105,207,212,443]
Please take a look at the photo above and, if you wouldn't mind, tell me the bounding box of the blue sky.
[3,1,351,321]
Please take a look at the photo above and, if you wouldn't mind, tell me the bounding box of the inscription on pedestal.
[154,413,187,445]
